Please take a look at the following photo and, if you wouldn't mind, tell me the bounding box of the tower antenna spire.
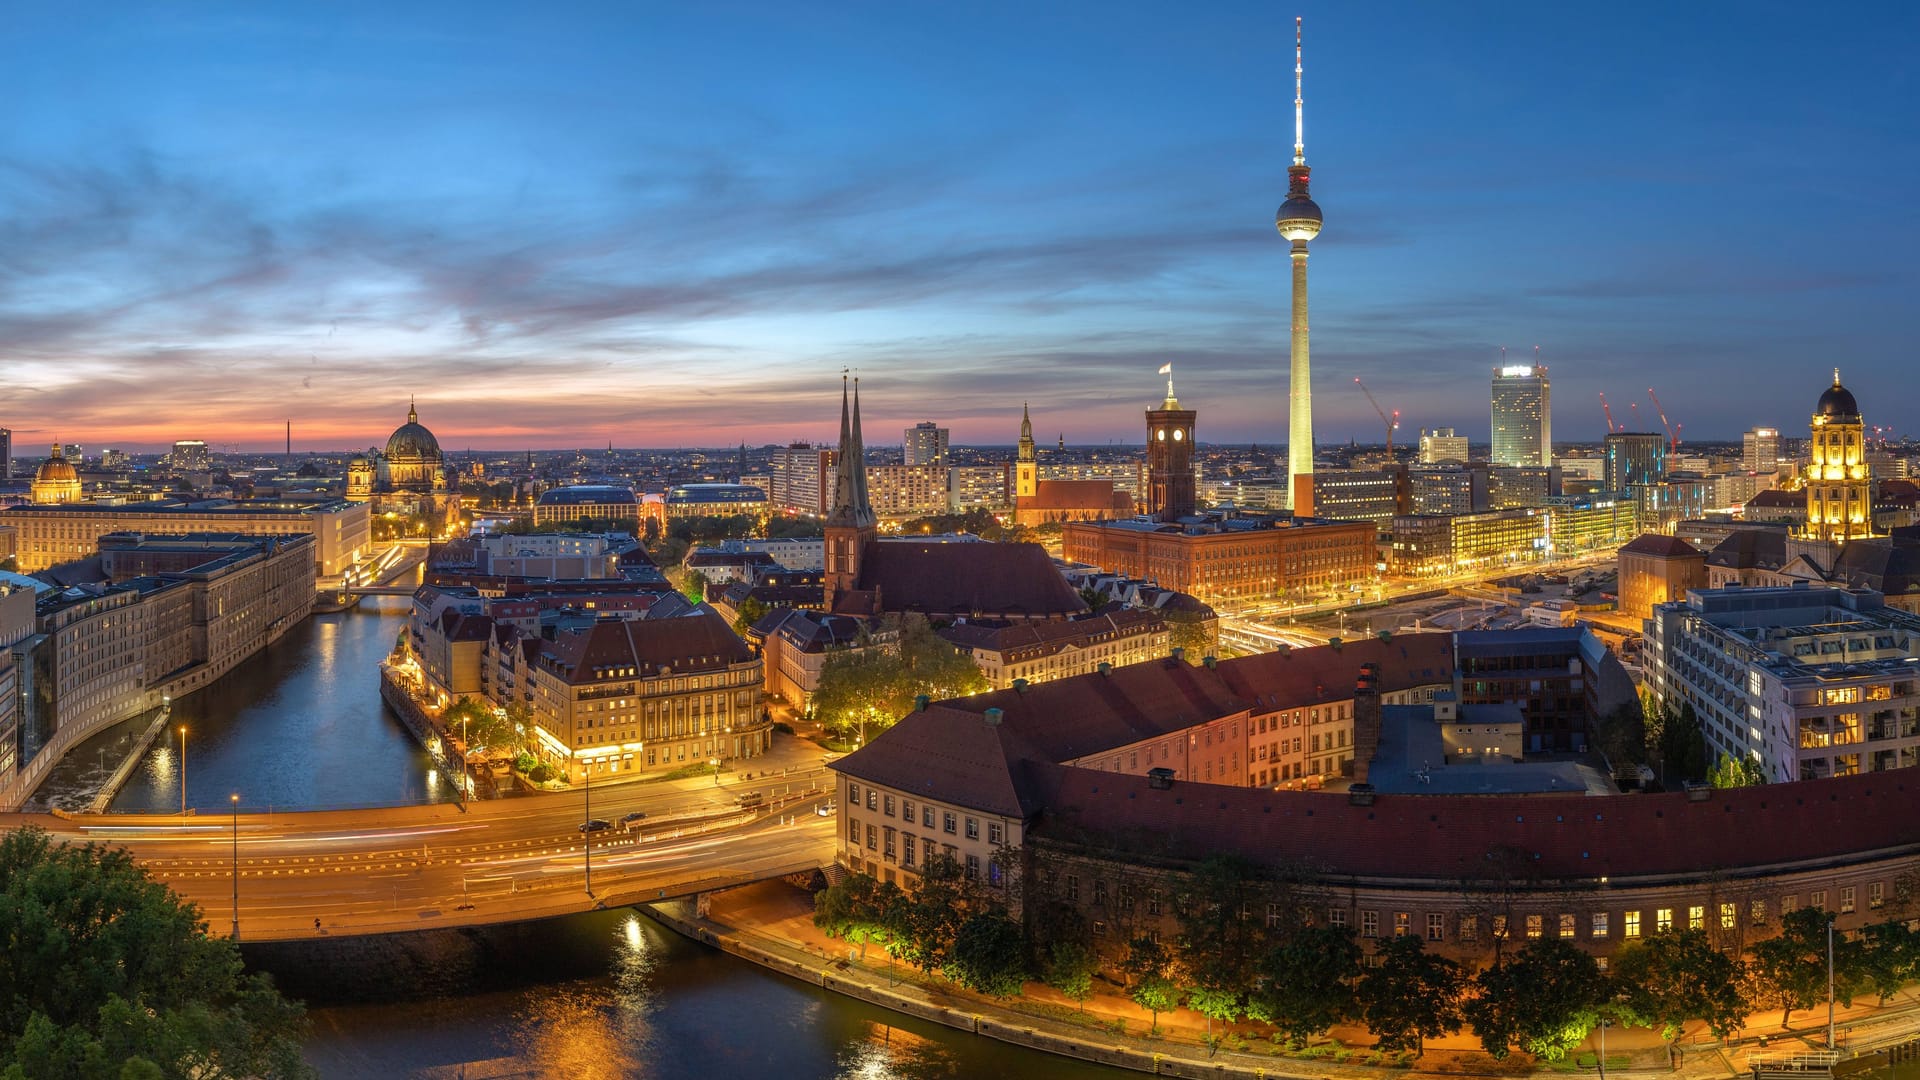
[1293,16,1306,167]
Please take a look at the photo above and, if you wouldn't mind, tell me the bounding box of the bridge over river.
[9,765,838,942]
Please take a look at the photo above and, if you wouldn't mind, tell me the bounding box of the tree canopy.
[1356,935,1465,1055]
[1612,929,1749,1065]
[809,615,988,740]
[1464,937,1603,1061]
[0,828,312,1079]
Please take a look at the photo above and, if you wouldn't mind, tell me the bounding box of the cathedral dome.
[1816,370,1860,420]
[385,403,442,462]
[34,447,77,485]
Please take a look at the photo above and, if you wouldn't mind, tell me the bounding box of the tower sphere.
[1276,194,1322,241]
[1815,370,1859,420]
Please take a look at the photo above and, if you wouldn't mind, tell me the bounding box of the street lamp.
[710,757,720,786]
[582,760,593,899]
[229,793,240,940]
[178,725,188,815]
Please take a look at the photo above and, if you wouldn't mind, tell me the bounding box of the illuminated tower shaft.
[1277,17,1323,516]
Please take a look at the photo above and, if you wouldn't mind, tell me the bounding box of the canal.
[294,908,1131,1080]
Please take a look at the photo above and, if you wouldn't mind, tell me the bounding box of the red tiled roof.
[1027,763,1920,883]
[849,541,1086,618]
[1022,480,1134,512]
[535,608,750,683]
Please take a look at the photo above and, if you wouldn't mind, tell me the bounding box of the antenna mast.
[1293,17,1306,166]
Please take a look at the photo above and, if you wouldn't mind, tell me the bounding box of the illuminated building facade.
[1390,509,1546,575]
[864,465,948,519]
[533,485,639,527]
[28,445,82,505]
[1616,533,1708,622]
[1745,427,1781,474]
[0,500,369,577]
[1491,364,1552,468]
[1063,514,1374,602]
[903,422,949,468]
[1015,404,1037,500]
[767,444,836,516]
[1418,428,1470,465]
[664,483,768,519]
[1807,371,1871,542]
[1604,433,1667,493]
[1647,584,1920,782]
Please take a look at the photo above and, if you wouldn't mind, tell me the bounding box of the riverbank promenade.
[652,882,1920,1080]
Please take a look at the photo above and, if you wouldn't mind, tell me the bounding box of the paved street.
[3,736,841,942]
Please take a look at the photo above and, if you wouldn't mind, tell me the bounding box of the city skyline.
[3,3,1917,451]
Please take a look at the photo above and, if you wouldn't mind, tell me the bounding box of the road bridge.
[12,762,840,943]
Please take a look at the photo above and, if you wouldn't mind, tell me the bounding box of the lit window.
[1657,908,1673,932]
[1624,911,1641,938]
[1591,912,1609,938]
[1526,915,1543,939]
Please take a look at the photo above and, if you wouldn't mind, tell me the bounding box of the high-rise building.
[0,428,10,480]
[1417,427,1469,464]
[171,440,212,472]
[1603,432,1666,493]
[1277,18,1323,515]
[1015,404,1037,500]
[766,443,836,516]
[1806,370,1870,542]
[1743,427,1780,474]
[1145,375,1196,522]
[1490,363,1551,468]
[903,421,949,467]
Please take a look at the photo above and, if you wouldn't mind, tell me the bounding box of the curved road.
[6,753,840,942]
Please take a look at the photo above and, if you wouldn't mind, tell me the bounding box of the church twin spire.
[826,375,876,530]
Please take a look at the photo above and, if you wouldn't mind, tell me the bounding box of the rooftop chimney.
[914,694,931,712]
[983,707,1003,727]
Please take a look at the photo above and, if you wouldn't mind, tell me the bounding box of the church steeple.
[1017,402,1035,463]
[825,375,877,608]
[1015,402,1038,500]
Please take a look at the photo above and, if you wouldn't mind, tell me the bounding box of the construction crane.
[1647,387,1678,451]
[1598,392,1619,434]
[1629,402,1642,430]
[1353,377,1400,458]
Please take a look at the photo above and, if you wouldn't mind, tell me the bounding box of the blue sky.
[1,2,1914,451]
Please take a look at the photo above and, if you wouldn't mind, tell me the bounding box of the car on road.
[815,800,836,816]
[579,818,612,833]
[618,811,647,830]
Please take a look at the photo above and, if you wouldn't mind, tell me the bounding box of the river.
[296,908,1130,1080]
[32,599,1118,1078]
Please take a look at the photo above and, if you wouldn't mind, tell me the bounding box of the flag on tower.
[1157,363,1172,375]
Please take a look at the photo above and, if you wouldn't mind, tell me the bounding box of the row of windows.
[846,783,1002,844]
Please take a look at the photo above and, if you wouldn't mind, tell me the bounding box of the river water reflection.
[103,598,458,813]
[298,909,1129,1080]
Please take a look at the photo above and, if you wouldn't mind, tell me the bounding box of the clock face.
[1156,430,1167,441]
[1173,429,1185,442]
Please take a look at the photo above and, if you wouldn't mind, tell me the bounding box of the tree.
[1077,585,1108,611]
[1707,752,1767,789]
[732,597,770,635]
[1591,701,1647,768]
[945,912,1029,998]
[1612,930,1749,1067]
[1465,937,1604,1061]
[0,828,312,1078]
[681,570,709,604]
[1357,935,1464,1055]
[1122,936,1179,1035]
[1750,907,1852,1028]
[1172,856,1274,1006]
[1248,925,1362,1048]
[1857,921,1919,1006]
[810,615,988,742]
[891,855,977,975]
[1649,701,1708,785]
[1044,941,1096,1011]
[812,873,902,962]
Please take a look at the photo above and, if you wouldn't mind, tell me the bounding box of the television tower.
[1278,16,1324,516]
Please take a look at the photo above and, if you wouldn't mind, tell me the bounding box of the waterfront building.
[830,633,1455,887]
[518,605,769,782]
[1744,427,1781,474]
[532,485,638,527]
[1617,533,1709,622]
[1604,432,1666,492]
[0,533,315,809]
[766,444,836,516]
[29,445,82,505]
[1807,370,1872,542]
[664,483,767,520]
[1277,18,1323,514]
[903,422,948,468]
[0,499,369,577]
[1418,428,1470,465]
[937,607,1168,690]
[454,533,638,580]
[1646,584,1920,781]
[1491,363,1552,468]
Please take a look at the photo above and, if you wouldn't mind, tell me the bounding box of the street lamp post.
[229,793,240,940]
[711,757,720,786]
[1827,916,1837,1050]
[178,726,188,815]
[583,761,593,899]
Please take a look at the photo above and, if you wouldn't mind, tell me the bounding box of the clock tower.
[1146,378,1196,522]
